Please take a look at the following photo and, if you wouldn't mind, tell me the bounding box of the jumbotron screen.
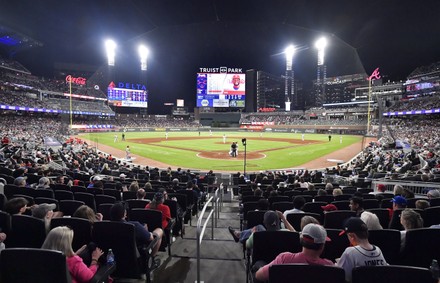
[196,72,245,108]
[107,81,148,108]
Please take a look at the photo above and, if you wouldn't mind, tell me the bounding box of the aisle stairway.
[151,192,245,283]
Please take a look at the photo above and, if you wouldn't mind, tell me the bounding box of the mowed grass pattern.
[82,132,362,171]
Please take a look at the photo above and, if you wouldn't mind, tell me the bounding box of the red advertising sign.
[66,75,87,85]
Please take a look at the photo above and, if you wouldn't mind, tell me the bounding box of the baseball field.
[80,131,365,172]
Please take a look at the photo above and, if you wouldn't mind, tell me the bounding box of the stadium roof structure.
[0,25,43,57]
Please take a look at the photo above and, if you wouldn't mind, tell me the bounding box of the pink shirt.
[66,255,98,283]
[258,252,334,282]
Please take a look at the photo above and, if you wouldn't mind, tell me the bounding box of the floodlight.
[138,45,149,71]
[105,39,116,66]
[285,45,295,71]
[315,37,327,50]
[315,37,327,66]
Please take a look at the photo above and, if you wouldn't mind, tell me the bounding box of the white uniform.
[125,147,130,159]
[301,134,305,141]
[337,245,387,282]
[340,136,343,144]
[209,130,212,136]
[114,134,118,142]
[165,132,168,140]
[223,134,226,144]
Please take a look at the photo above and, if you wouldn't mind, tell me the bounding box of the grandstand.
[1,23,440,283]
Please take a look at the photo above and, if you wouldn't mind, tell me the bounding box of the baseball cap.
[263,210,280,231]
[377,184,386,192]
[391,196,407,205]
[321,204,338,212]
[339,217,368,236]
[277,182,287,188]
[119,173,127,178]
[93,175,103,181]
[32,203,56,219]
[301,224,331,244]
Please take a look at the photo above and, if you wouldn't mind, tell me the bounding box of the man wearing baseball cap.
[337,217,388,282]
[388,196,407,230]
[254,223,333,282]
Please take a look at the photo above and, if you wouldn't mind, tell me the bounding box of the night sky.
[1,0,439,113]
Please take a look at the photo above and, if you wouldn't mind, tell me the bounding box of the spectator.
[128,181,140,192]
[415,199,430,210]
[393,184,404,196]
[73,205,103,223]
[321,203,338,213]
[300,215,320,229]
[337,217,388,282]
[109,202,163,260]
[332,188,343,197]
[13,176,27,187]
[228,210,294,246]
[283,196,306,218]
[136,188,147,200]
[246,211,295,249]
[360,211,383,230]
[31,203,60,232]
[4,197,29,215]
[349,196,364,217]
[36,177,51,189]
[254,223,333,282]
[427,189,440,199]
[401,188,415,199]
[145,191,171,230]
[42,226,104,283]
[0,232,6,252]
[388,196,407,220]
[399,208,423,250]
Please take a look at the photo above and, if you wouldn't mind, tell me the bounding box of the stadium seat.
[351,265,435,283]
[368,229,401,264]
[50,217,92,251]
[269,264,345,283]
[7,215,46,248]
[286,212,322,231]
[323,210,356,229]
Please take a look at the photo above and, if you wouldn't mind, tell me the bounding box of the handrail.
[372,179,440,195]
[195,191,218,283]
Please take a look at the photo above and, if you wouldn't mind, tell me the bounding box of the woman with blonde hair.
[73,205,103,224]
[42,226,104,283]
[400,208,423,250]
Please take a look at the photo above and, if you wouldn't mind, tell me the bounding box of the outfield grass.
[81,132,362,172]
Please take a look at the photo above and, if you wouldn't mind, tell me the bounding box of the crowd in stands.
[240,113,367,126]
[113,115,200,128]
[387,95,440,112]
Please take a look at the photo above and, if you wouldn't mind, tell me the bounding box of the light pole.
[242,138,247,176]
[138,44,149,71]
[284,45,295,111]
[315,37,327,106]
[105,39,116,67]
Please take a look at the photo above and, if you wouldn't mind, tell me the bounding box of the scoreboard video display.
[196,68,245,108]
[107,81,148,108]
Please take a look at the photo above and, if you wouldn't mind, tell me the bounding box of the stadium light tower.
[284,45,295,111]
[105,39,116,66]
[315,37,327,106]
[138,45,149,71]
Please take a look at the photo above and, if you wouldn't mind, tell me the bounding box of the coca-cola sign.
[66,75,87,85]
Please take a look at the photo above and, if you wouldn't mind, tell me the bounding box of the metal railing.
[371,179,440,195]
[195,188,220,283]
